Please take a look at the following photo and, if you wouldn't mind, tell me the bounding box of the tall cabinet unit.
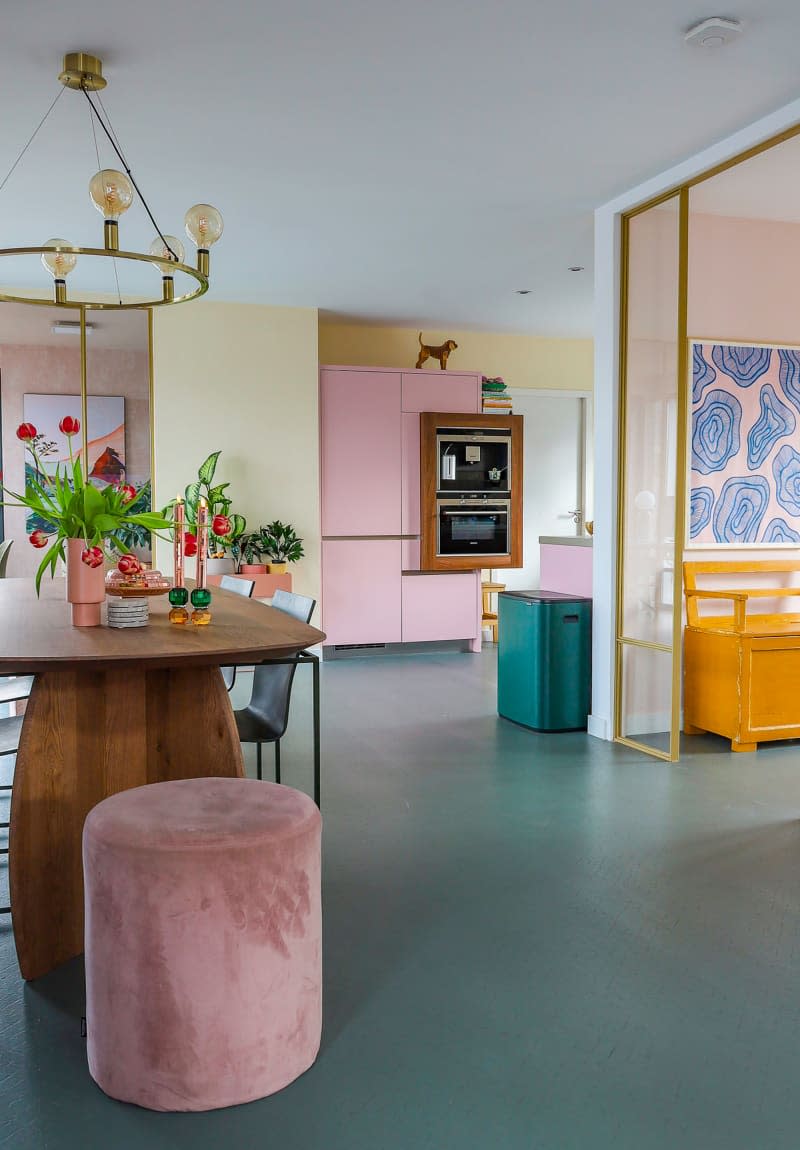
[320,366,482,653]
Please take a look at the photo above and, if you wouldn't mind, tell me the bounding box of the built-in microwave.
[437,498,510,558]
[437,428,511,494]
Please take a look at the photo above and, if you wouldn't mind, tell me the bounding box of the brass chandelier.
[0,51,223,310]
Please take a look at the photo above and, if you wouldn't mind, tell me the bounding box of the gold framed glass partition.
[615,190,689,761]
[0,304,154,578]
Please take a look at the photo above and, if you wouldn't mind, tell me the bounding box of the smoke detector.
[685,17,744,48]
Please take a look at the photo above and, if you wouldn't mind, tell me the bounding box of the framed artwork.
[688,341,800,547]
[22,394,125,534]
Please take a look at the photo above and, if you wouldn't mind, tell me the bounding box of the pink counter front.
[539,537,592,597]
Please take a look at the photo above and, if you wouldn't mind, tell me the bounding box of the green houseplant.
[163,451,246,575]
[260,520,304,574]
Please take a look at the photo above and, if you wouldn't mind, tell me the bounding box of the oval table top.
[0,578,325,673]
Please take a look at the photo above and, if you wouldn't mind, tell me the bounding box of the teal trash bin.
[497,591,592,732]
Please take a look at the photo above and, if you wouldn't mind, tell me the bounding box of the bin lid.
[499,589,592,603]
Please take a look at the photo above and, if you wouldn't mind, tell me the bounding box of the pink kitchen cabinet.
[401,412,421,539]
[401,373,480,414]
[401,573,480,643]
[320,369,401,536]
[322,539,402,646]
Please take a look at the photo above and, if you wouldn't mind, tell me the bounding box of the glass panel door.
[615,192,688,760]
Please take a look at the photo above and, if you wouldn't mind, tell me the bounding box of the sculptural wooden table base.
[0,579,324,981]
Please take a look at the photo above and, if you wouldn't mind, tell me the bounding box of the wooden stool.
[481,580,506,643]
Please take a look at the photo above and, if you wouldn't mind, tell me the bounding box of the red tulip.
[117,554,141,575]
[184,532,198,557]
[16,423,37,442]
[115,483,136,504]
[81,546,104,569]
[29,529,48,548]
[212,514,231,537]
[59,416,80,436]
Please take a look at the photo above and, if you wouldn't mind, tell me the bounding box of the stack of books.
[482,376,512,413]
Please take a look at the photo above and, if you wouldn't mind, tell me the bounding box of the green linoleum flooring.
[4,649,800,1148]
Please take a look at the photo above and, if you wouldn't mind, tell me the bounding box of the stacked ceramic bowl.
[107,597,150,629]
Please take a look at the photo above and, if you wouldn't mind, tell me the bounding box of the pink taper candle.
[196,497,208,590]
[174,497,185,588]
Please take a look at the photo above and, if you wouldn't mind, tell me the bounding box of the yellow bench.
[683,560,800,753]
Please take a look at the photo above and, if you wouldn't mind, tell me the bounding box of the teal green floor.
[4,649,800,1148]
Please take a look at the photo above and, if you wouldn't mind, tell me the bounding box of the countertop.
[539,536,593,548]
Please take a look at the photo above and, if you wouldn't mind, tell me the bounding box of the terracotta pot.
[65,538,106,627]
[268,562,287,575]
[240,563,267,575]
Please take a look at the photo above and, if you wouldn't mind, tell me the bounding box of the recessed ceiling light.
[515,290,532,295]
[684,17,744,48]
[568,266,585,273]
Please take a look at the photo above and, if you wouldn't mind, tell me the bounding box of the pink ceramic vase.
[65,538,106,627]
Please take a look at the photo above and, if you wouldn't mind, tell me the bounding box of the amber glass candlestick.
[169,496,189,624]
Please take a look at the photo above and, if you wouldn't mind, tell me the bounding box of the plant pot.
[65,538,106,627]
[206,556,235,576]
[268,562,287,575]
[240,563,267,575]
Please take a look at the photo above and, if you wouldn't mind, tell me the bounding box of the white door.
[501,392,590,591]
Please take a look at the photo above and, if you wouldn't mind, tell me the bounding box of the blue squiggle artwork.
[692,389,742,474]
[772,444,800,517]
[692,345,716,403]
[689,487,714,539]
[711,344,771,387]
[762,517,800,544]
[778,349,800,414]
[712,476,769,543]
[746,383,795,469]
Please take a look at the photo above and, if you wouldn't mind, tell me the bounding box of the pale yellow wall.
[318,322,593,391]
[152,301,320,601]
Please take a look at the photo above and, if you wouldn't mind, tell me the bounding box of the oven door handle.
[441,510,508,517]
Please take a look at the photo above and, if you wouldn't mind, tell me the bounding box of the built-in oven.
[437,428,511,494]
[437,498,510,558]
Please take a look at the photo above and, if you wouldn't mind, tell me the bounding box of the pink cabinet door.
[401,412,421,537]
[320,369,401,535]
[401,573,480,643]
[401,373,480,414]
[322,540,401,646]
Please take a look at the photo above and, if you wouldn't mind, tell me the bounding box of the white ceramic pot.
[206,556,235,576]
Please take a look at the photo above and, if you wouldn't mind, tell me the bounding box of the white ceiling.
[2,1,800,337]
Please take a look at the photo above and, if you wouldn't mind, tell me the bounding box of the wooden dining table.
[0,578,324,981]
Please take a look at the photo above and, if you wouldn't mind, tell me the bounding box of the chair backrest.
[220,574,255,598]
[246,591,317,740]
[271,588,315,624]
[683,559,800,628]
[0,539,13,579]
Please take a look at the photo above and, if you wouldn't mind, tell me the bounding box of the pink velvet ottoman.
[82,777,322,1111]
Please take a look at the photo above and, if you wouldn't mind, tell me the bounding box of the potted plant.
[260,520,304,574]
[2,418,170,625]
[164,451,246,576]
[237,530,268,575]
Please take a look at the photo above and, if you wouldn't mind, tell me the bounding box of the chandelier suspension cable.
[88,99,123,305]
[0,86,65,197]
[80,85,178,263]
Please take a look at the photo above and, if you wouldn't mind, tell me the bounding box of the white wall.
[592,94,800,742]
[152,301,320,602]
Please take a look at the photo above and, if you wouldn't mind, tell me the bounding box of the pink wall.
[1,344,150,579]
[688,213,800,343]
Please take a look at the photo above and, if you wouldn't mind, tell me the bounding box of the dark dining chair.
[218,574,255,691]
[233,589,318,799]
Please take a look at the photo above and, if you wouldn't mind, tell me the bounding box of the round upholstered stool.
[83,777,322,1111]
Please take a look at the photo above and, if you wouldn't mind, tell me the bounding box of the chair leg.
[312,654,321,809]
[274,740,281,784]
[256,743,262,781]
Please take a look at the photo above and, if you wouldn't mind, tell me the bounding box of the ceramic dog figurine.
[416,332,458,370]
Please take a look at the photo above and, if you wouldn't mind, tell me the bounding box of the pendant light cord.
[80,85,178,262]
[0,86,65,196]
